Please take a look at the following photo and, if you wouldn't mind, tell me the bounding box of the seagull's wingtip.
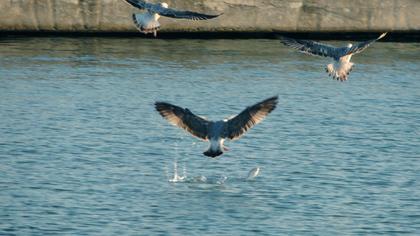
[379,32,388,39]
[209,12,224,19]
[154,101,168,110]
[270,95,279,102]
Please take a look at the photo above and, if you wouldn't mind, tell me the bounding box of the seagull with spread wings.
[278,33,387,81]
[155,96,278,158]
[124,0,222,37]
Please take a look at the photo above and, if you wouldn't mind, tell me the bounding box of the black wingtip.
[276,35,298,46]
[124,0,141,9]
[212,12,224,18]
[201,12,223,20]
[256,95,279,114]
[154,101,170,111]
[264,95,279,104]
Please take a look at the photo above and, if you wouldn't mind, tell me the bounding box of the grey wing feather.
[278,36,343,60]
[125,0,221,20]
[343,32,387,56]
[153,5,221,20]
[155,102,210,140]
[223,96,278,140]
[124,0,149,10]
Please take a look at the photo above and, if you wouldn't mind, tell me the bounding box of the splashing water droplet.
[193,175,207,183]
[164,165,169,180]
[183,163,186,177]
[217,176,227,185]
[168,159,187,182]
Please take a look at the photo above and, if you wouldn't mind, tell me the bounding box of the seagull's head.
[347,43,353,48]
[160,2,169,8]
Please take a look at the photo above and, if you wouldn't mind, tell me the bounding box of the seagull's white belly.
[209,138,223,151]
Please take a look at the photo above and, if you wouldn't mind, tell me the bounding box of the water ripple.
[0,38,419,235]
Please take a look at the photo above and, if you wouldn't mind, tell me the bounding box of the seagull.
[155,96,278,158]
[124,0,222,37]
[278,33,387,81]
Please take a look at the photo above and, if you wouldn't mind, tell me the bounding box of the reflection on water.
[0,37,419,235]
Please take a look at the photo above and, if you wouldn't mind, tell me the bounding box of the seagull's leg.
[153,29,157,37]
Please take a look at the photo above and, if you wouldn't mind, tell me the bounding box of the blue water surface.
[0,37,419,235]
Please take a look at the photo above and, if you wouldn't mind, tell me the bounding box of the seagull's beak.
[223,146,229,151]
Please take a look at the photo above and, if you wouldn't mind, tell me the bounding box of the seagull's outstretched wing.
[223,96,278,140]
[152,5,221,20]
[278,36,342,60]
[155,102,210,140]
[124,0,221,20]
[343,32,387,56]
[124,0,149,10]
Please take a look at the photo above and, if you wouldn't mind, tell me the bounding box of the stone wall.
[0,0,419,32]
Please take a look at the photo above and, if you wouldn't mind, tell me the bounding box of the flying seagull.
[155,96,278,158]
[124,0,222,37]
[278,33,387,81]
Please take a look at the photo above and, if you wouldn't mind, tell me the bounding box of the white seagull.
[124,0,222,37]
[278,33,387,81]
[155,96,278,158]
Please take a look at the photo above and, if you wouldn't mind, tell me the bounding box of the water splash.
[168,159,186,182]
[192,175,207,183]
[216,176,228,184]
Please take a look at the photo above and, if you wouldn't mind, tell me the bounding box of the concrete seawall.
[0,0,419,33]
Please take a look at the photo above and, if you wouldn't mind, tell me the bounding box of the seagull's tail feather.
[203,149,223,158]
[337,61,354,81]
[132,13,160,35]
[326,62,354,81]
[326,63,335,76]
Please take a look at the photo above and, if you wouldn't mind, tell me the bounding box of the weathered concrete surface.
[0,0,419,33]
